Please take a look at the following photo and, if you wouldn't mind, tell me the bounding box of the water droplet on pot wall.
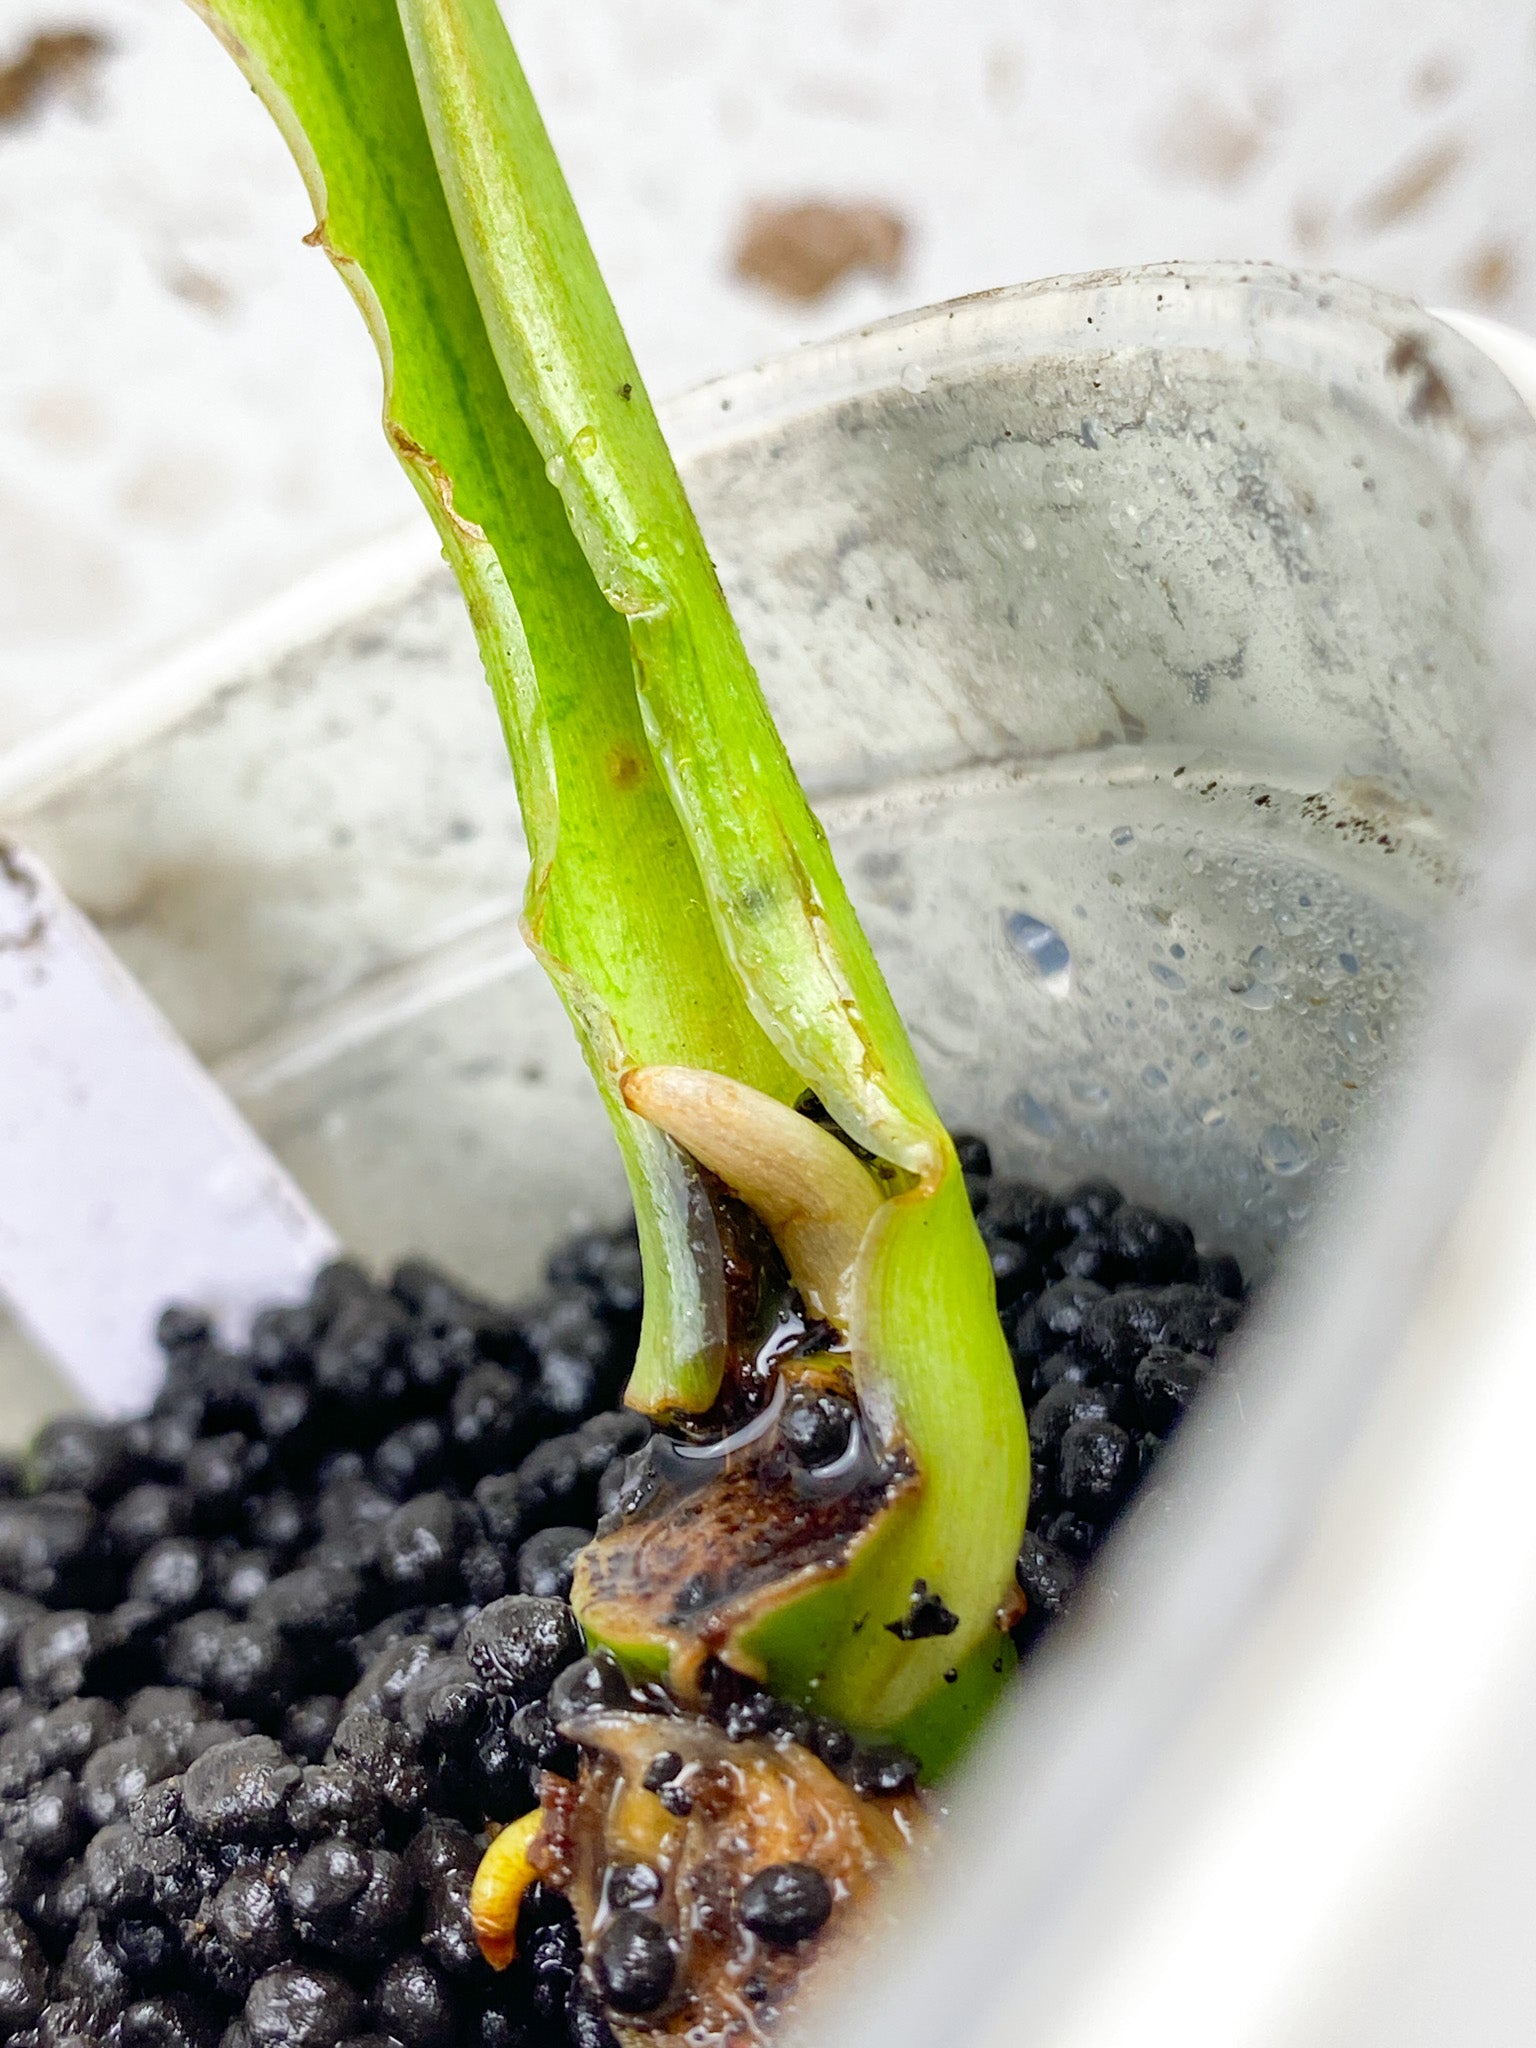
[1004,912,1071,999]
[1259,1125,1311,1176]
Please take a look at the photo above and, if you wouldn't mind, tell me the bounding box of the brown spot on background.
[1355,136,1464,230]
[162,266,235,316]
[1411,52,1462,105]
[0,29,108,126]
[1147,90,1267,188]
[733,200,907,305]
[1461,241,1518,307]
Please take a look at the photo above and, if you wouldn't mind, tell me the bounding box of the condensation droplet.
[1184,847,1205,873]
[1110,825,1136,849]
[544,454,567,486]
[1237,980,1277,1011]
[1019,524,1038,552]
[1192,1097,1226,1127]
[1332,1012,1370,1059]
[1070,1078,1110,1111]
[1004,912,1072,999]
[1141,1064,1169,1090]
[1231,1026,1252,1047]
[570,425,598,459]
[1259,1124,1312,1176]
[1272,905,1302,935]
[900,361,929,394]
[1338,951,1360,975]
[1012,1091,1059,1139]
[1248,945,1275,975]
[1150,960,1186,991]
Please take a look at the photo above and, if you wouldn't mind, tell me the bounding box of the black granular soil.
[0,1143,1244,2047]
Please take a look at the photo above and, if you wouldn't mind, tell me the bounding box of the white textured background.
[0,0,1531,747]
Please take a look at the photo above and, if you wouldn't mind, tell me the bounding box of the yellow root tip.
[470,1806,545,1970]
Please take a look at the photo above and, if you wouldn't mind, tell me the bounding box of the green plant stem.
[185,0,1027,1771]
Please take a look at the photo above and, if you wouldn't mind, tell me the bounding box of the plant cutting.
[179,0,1036,2017]
[187,0,1029,1768]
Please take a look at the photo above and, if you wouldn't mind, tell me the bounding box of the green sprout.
[189,0,1027,1776]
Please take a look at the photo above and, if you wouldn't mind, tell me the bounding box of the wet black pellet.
[1059,1180,1123,1233]
[1041,1509,1100,1562]
[8,1773,83,1865]
[778,1391,855,1470]
[1014,1534,1080,1638]
[980,1181,1069,1260]
[739,1862,833,1946]
[1028,1380,1125,1459]
[951,1133,992,1178]
[245,1963,361,2048]
[289,1837,370,1934]
[281,1697,342,1766]
[1103,1205,1197,1285]
[1133,1344,1211,1433]
[593,1910,675,2014]
[460,1543,508,1608]
[420,1866,479,1975]
[847,1745,920,1799]
[29,1419,131,1505]
[1011,1279,1108,1370]
[449,1368,524,1478]
[547,1650,630,1724]
[209,1548,277,1617]
[372,1950,454,2048]
[810,1717,856,1775]
[1058,1419,1138,1518]
[210,1867,289,1977]
[470,1717,528,1821]
[463,1597,583,1705]
[288,1763,381,1840]
[986,1236,1036,1308]
[129,1542,208,1616]
[376,1495,477,1605]
[329,1710,428,1819]
[515,1526,591,1603]
[567,1979,622,2048]
[507,1697,578,1777]
[182,1738,299,1846]
[80,1729,182,1829]
[607,1861,662,1909]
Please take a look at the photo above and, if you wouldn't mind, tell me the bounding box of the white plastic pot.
[3,262,1536,2045]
